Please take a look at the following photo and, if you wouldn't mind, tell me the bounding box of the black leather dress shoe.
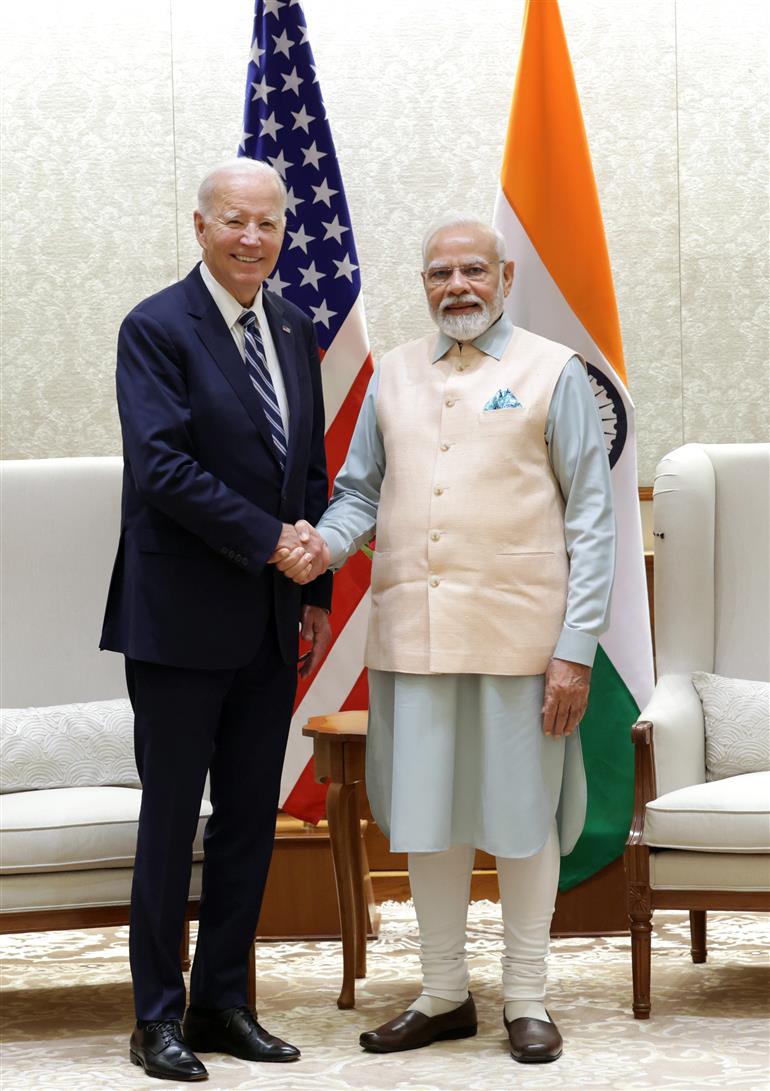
[183,1005,300,1062]
[504,1009,563,1063]
[130,1021,208,1081]
[359,994,477,1053]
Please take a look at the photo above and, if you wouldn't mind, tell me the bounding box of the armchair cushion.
[0,699,139,794]
[649,849,770,892]
[0,786,211,874]
[691,672,770,781]
[644,771,770,852]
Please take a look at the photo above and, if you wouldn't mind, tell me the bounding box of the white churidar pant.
[408,822,560,1001]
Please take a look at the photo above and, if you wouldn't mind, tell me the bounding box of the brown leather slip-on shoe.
[503,1009,562,1064]
[359,994,477,1054]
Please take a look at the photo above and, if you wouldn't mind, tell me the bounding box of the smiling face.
[422,223,514,342]
[193,166,286,306]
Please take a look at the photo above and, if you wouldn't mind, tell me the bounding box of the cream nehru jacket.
[366,324,579,676]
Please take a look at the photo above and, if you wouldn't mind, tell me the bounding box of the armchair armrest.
[627,721,656,849]
[637,674,705,798]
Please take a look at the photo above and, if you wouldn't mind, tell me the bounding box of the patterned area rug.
[1,903,768,1091]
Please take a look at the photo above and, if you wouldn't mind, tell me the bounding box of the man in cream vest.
[278,214,615,1064]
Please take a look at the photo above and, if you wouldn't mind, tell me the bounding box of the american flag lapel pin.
[282,323,291,334]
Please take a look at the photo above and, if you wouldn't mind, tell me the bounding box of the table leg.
[347,788,367,979]
[326,781,358,1009]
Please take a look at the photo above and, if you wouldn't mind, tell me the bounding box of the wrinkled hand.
[542,658,592,737]
[298,605,332,679]
[269,520,330,585]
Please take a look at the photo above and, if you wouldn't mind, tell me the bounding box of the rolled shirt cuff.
[552,627,599,667]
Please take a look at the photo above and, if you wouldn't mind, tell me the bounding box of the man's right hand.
[269,520,330,585]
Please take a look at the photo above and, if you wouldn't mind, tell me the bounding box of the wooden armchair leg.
[626,845,653,1020]
[629,905,652,1020]
[689,909,707,963]
[626,724,657,1020]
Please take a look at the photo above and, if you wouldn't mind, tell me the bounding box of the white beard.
[437,304,492,342]
[434,283,505,342]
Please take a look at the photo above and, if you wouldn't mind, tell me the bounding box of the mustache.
[439,293,484,313]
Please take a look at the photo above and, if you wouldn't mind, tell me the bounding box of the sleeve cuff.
[318,527,349,571]
[553,627,599,667]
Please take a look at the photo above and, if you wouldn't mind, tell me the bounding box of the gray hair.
[422,212,506,265]
[197,157,288,217]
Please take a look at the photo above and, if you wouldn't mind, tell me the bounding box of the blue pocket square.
[483,388,523,411]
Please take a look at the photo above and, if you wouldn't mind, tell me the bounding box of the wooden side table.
[302,710,378,1008]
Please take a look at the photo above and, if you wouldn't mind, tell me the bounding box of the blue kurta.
[318,316,615,858]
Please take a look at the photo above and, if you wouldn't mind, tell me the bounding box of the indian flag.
[493,0,654,890]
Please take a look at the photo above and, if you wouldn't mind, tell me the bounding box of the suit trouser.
[126,622,296,1021]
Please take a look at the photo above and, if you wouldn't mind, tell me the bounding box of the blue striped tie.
[239,310,287,469]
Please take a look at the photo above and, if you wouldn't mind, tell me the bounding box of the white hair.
[197,157,288,217]
[421,212,506,265]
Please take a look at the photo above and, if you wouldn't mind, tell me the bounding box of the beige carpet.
[1,903,768,1091]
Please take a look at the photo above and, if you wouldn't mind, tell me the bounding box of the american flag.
[239,0,373,821]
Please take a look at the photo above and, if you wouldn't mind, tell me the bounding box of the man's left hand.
[542,657,592,737]
[298,605,332,679]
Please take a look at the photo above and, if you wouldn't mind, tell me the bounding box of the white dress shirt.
[199,261,290,437]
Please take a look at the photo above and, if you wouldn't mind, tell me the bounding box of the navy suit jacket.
[101,264,332,671]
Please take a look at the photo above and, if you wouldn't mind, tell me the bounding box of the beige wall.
[1,0,768,482]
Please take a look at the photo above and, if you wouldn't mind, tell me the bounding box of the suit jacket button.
[227,549,235,559]
[241,558,248,567]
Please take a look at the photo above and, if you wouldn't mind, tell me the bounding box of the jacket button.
[434,486,443,496]
[228,549,235,559]
[440,443,450,451]
[241,558,248,567]
[445,398,455,407]
[429,576,440,587]
[430,531,440,541]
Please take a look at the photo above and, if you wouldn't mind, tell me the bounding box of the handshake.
[268,519,330,585]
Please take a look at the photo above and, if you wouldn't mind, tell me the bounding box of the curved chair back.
[0,457,125,707]
[653,443,770,683]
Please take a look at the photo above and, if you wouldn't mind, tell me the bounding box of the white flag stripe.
[493,195,634,409]
[321,293,370,428]
[494,190,653,709]
[279,589,372,805]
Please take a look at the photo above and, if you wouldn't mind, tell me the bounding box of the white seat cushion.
[0,787,211,874]
[644,771,770,851]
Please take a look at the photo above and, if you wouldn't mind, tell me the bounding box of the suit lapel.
[184,266,280,466]
[263,290,301,481]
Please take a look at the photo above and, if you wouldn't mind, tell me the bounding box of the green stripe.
[558,644,639,892]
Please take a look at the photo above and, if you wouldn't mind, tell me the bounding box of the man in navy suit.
[101,157,332,1082]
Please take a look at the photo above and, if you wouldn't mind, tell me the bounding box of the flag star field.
[240,0,361,353]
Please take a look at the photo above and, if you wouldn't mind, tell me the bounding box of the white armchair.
[0,459,209,953]
[625,443,770,1018]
